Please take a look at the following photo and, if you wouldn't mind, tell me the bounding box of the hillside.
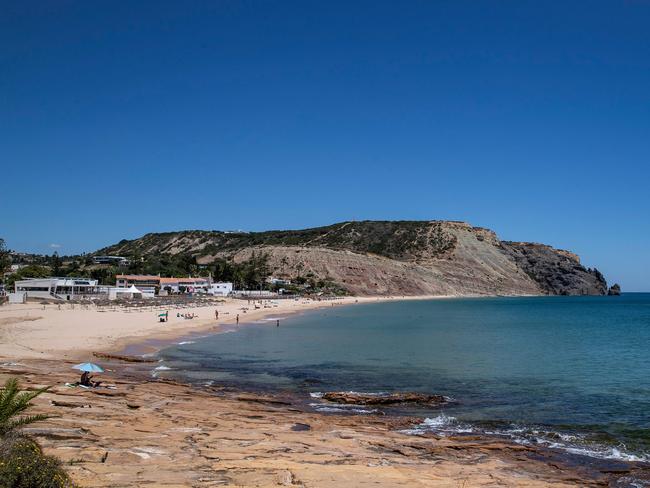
[96,221,608,296]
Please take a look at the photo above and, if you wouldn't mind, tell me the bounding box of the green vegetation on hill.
[4,266,51,289]
[98,221,458,261]
[0,239,10,278]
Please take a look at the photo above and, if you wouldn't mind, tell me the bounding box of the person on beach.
[276,319,280,327]
[215,309,219,320]
[236,314,239,324]
[79,372,101,388]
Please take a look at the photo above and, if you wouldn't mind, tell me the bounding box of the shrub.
[0,435,76,488]
[0,378,78,487]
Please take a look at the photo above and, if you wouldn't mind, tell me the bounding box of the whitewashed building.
[159,277,211,294]
[208,282,233,296]
[115,275,212,295]
[14,277,100,300]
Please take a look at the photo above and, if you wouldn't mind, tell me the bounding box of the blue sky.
[2,1,649,290]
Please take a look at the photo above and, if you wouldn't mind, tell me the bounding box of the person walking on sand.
[215,309,219,320]
[236,314,239,324]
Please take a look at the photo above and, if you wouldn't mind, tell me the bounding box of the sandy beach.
[0,296,387,360]
[0,297,643,486]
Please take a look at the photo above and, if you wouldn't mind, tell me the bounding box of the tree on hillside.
[212,259,237,283]
[89,267,118,286]
[0,238,11,280]
[4,266,51,289]
[64,259,81,277]
[210,254,271,290]
[50,252,62,276]
[126,251,145,274]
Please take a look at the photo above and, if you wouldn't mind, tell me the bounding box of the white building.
[93,255,129,266]
[208,282,233,296]
[268,277,292,286]
[160,276,211,294]
[14,277,100,300]
[115,275,212,295]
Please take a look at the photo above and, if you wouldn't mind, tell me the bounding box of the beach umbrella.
[72,362,104,373]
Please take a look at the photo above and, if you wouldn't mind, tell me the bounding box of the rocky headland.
[97,220,609,297]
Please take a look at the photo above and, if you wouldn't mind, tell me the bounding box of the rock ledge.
[322,392,447,406]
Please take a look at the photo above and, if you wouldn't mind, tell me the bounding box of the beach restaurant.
[159,276,211,294]
[14,277,100,300]
[115,274,212,295]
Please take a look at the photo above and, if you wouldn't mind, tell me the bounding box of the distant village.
[1,253,294,303]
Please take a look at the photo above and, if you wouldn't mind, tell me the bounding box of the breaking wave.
[401,415,650,463]
[308,402,378,414]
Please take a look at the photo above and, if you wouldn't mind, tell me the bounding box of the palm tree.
[0,378,51,436]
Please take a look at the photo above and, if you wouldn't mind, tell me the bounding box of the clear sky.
[2,1,649,290]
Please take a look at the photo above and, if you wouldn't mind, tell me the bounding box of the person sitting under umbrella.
[78,371,102,387]
[73,362,104,388]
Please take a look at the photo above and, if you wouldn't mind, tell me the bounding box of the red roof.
[159,277,209,283]
[116,275,160,280]
[116,275,209,283]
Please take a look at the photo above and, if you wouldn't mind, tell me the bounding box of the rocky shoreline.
[2,357,650,487]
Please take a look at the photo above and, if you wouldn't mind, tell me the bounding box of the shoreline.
[2,356,645,486]
[3,294,647,486]
[113,294,470,359]
[0,294,464,361]
[135,299,650,468]
[113,293,545,360]
[0,354,623,487]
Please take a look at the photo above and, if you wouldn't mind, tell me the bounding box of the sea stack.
[608,283,622,296]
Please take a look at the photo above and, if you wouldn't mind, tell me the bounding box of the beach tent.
[108,286,144,300]
[122,285,143,299]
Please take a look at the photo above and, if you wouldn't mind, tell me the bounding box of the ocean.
[155,294,650,462]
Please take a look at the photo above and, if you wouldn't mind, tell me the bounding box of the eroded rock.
[321,392,447,406]
[608,284,622,296]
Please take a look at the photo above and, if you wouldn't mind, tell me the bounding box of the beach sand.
[0,296,382,360]
[0,297,638,486]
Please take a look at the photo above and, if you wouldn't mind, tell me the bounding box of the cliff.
[96,221,607,297]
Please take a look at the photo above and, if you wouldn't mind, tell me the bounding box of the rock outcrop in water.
[499,241,607,295]
[96,220,609,297]
[321,392,448,406]
[608,283,621,296]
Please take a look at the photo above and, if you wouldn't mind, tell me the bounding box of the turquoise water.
[157,294,650,461]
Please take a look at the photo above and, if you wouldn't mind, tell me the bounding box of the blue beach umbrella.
[72,362,104,373]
